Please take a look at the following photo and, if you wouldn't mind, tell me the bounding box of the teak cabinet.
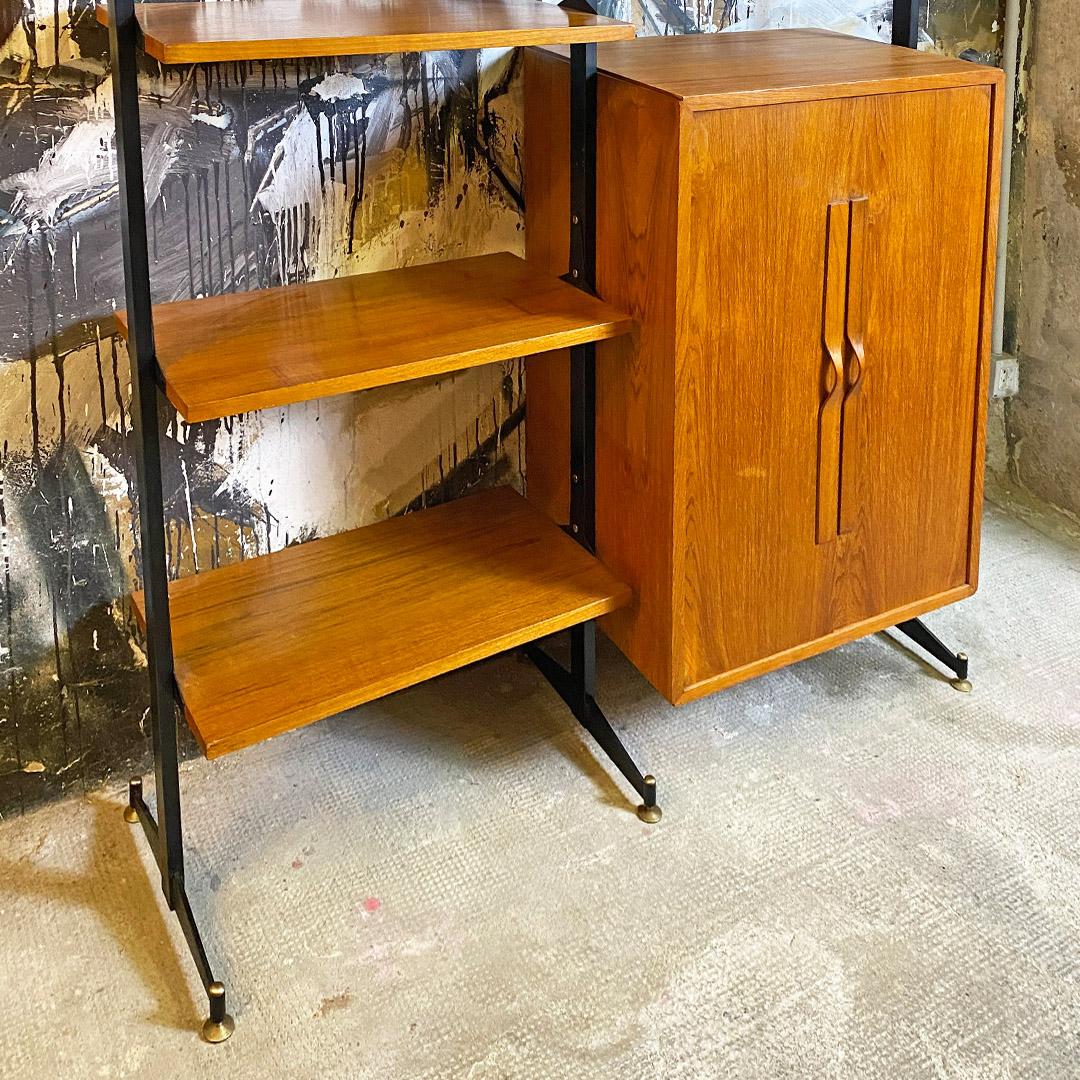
[525,31,1004,705]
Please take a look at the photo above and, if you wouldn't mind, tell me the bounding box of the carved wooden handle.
[817,200,849,545]
[838,196,868,535]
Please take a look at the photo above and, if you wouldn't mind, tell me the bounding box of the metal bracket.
[894,617,972,692]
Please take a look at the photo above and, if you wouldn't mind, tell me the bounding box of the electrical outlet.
[991,354,1019,399]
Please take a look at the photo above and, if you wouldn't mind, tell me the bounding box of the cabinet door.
[842,86,992,618]
[676,87,992,696]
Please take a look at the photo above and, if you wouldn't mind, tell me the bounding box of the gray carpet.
[1,503,1078,1078]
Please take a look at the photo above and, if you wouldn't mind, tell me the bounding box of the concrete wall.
[0,0,998,815]
[1006,0,1080,519]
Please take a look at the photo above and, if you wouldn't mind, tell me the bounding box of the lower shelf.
[133,487,630,758]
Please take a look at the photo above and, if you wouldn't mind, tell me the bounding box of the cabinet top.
[541,30,1002,110]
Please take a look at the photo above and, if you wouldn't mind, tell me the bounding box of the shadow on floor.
[333,646,641,817]
[877,629,964,688]
[0,795,203,1034]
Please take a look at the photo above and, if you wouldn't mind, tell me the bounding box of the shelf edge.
[95,4,636,64]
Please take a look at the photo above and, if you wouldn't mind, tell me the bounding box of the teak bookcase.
[524,32,1002,705]
[101,0,651,1042]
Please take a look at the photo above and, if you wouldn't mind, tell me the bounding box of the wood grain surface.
[838,195,869,537]
[114,252,633,422]
[132,487,631,758]
[677,85,994,691]
[525,35,1001,704]
[521,48,573,528]
[539,29,1001,110]
[678,95,857,691]
[95,0,635,63]
[818,200,850,545]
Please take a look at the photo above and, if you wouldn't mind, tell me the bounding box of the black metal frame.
[107,0,660,1044]
[890,0,920,48]
[107,0,233,1043]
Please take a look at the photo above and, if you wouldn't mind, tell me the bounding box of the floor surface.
[1,504,1078,1078]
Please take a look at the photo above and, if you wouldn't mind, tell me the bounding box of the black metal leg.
[123,775,141,824]
[526,638,662,823]
[894,617,972,692]
[124,776,235,1041]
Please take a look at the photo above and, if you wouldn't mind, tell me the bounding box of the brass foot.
[125,775,142,822]
[201,1014,235,1044]
[202,982,234,1043]
[952,653,971,692]
[636,774,661,823]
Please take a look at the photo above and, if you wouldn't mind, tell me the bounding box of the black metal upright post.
[107,0,233,1042]
[107,0,184,902]
[891,0,920,48]
[560,7,599,558]
[565,39,600,725]
[528,4,660,824]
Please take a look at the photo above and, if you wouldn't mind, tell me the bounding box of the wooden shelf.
[95,0,635,63]
[133,487,631,758]
[113,253,633,422]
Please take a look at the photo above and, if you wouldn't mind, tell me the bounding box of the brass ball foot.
[637,802,662,824]
[123,805,139,824]
[201,1014,235,1044]
[951,678,973,693]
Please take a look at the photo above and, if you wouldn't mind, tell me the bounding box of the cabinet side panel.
[595,81,682,698]
[523,48,572,524]
[524,51,681,699]
[966,77,1005,589]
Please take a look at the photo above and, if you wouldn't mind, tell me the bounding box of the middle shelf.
[133,486,631,759]
[114,252,633,422]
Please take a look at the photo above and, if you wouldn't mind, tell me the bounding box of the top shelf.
[95,0,636,64]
